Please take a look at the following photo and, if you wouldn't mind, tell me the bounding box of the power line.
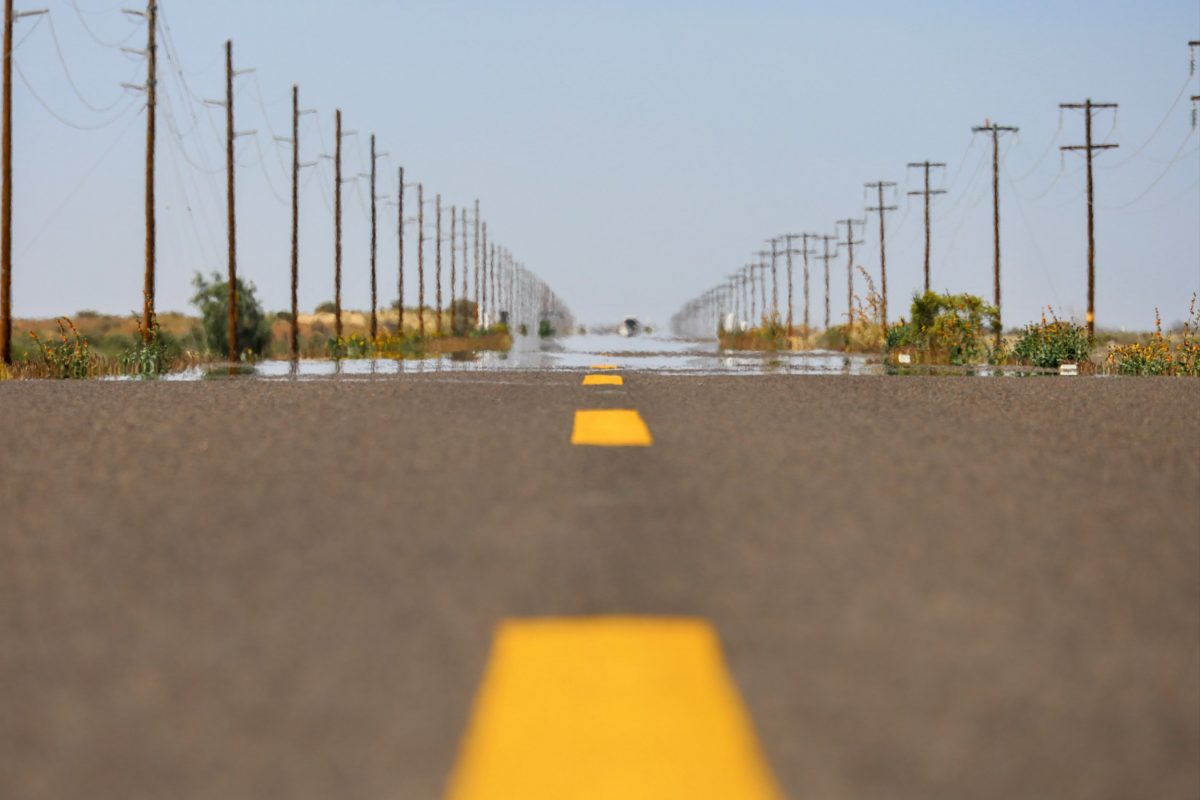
[13,58,139,130]
[1010,107,1064,182]
[15,108,141,261]
[1102,73,1194,170]
[1099,127,1197,210]
[44,12,127,113]
[67,0,141,49]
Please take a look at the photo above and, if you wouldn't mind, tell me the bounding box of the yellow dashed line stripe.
[590,364,620,370]
[582,374,624,386]
[445,617,784,800]
[570,409,653,447]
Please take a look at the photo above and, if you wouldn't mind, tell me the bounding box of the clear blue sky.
[9,0,1200,330]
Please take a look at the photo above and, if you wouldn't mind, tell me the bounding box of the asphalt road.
[1,372,1197,799]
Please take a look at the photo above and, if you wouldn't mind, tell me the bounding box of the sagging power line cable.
[1004,168,1062,309]
[13,12,44,50]
[1010,108,1064,182]
[1102,74,1194,171]
[13,59,139,130]
[44,13,131,113]
[67,0,142,49]
[1100,127,1199,210]
[16,110,142,260]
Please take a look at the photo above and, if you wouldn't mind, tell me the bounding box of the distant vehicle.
[618,316,640,337]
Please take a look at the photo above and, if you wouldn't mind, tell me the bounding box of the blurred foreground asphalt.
[1,373,1197,799]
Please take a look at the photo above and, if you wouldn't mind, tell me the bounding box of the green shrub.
[888,291,998,365]
[326,333,373,359]
[29,318,93,379]
[1012,314,1091,368]
[538,319,555,338]
[315,301,338,314]
[121,311,180,378]
[190,272,272,358]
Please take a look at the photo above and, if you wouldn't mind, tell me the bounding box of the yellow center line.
[570,409,653,447]
[582,374,624,386]
[445,617,784,800]
[590,364,620,370]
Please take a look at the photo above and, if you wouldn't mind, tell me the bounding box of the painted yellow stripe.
[570,409,652,447]
[445,617,784,800]
[582,374,624,386]
[591,364,619,370]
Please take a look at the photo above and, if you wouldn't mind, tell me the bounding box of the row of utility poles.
[672,93,1130,342]
[0,0,572,365]
[673,37,1200,340]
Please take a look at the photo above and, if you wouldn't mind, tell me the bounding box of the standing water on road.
[150,335,880,380]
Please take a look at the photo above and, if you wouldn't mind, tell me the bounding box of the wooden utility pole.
[740,269,749,326]
[836,219,865,332]
[780,235,797,335]
[417,182,425,337]
[727,274,740,328]
[205,41,250,361]
[766,238,780,323]
[802,234,818,334]
[480,221,489,326]
[473,200,481,326]
[368,134,378,340]
[907,161,946,293]
[865,181,897,332]
[511,258,519,328]
[224,40,237,362]
[460,205,469,326]
[817,235,838,330]
[745,263,759,321]
[334,109,343,339]
[753,251,771,323]
[284,90,314,358]
[396,167,405,335]
[289,87,299,357]
[1,0,12,365]
[733,272,743,327]
[142,0,157,340]
[489,243,497,326]
[1,4,43,363]
[972,121,1018,347]
[1060,99,1118,342]
[449,206,457,334]
[435,195,443,334]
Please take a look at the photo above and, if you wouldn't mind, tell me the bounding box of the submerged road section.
[1,374,1197,799]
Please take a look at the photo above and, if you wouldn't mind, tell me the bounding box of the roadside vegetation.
[3,280,519,379]
[717,280,1199,378]
[1104,301,1200,376]
[885,291,1000,366]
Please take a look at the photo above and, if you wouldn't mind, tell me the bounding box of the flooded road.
[161,334,881,379]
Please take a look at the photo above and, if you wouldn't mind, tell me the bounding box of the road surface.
[2,372,1197,799]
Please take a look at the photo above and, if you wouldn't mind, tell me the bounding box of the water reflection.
[155,335,883,381]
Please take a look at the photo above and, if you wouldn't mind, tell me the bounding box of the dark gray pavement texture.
[1,373,1197,800]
